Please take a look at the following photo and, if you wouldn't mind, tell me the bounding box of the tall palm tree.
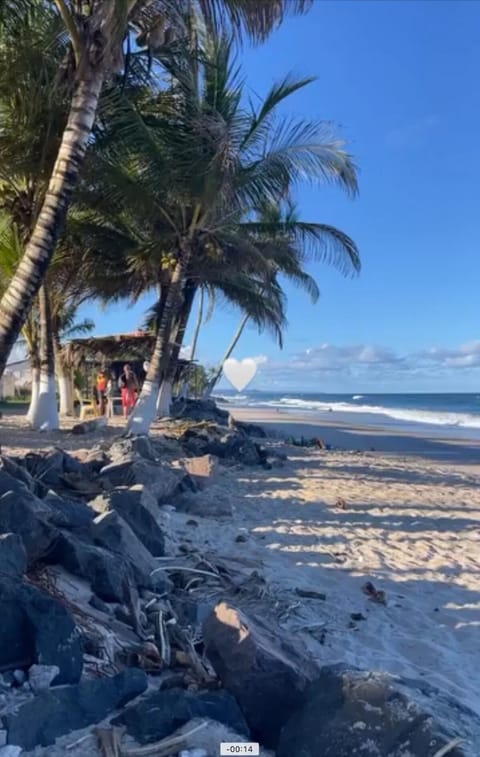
[84,35,358,433]
[0,0,313,379]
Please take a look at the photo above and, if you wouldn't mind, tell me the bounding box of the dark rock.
[234,420,267,438]
[89,487,164,556]
[295,588,326,601]
[0,577,83,685]
[277,665,477,757]
[181,455,219,490]
[91,510,168,592]
[0,533,26,579]
[43,490,94,531]
[28,664,59,694]
[76,446,110,473]
[108,436,158,463]
[203,602,311,747]
[2,668,147,750]
[100,458,186,504]
[0,490,57,566]
[20,449,84,489]
[113,687,248,744]
[171,398,229,425]
[48,530,132,602]
[0,456,36,493]
[180,428,265,467]
[0,470,30,499]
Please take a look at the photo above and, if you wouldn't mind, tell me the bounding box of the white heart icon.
[222,358,257,392]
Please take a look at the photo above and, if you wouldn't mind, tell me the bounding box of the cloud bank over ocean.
[228,340,480,392]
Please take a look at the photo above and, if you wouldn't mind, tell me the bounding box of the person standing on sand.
[118,364,138,419]
[95,369,107,415]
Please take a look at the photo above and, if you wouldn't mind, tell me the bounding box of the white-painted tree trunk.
[26,372,39,423]
[156,379,172,417]
[126,379,159,435]
[31,372,59,431]
[58,373,73,417]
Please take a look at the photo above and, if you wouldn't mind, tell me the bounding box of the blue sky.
[79,0,480,393]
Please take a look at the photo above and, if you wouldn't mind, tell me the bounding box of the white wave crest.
[260,397,480,430]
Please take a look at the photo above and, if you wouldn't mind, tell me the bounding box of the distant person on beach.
[118,364,138,419]
[95,369,107,415]
[106,370,117,417]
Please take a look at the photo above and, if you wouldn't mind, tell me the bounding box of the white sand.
[184,407,480,721]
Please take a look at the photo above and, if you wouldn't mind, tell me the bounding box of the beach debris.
[335,496,347,510]
[362,580,387,604]
[202,601,312,748]
[432,738,466,757]
[277,665,475,757]
[350,612,367,622]
[295,588,326,601]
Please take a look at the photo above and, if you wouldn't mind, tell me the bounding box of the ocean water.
[214,390,480,440]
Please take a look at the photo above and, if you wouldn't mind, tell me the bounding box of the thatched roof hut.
[62,331,191,382]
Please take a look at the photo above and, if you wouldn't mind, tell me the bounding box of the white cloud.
[253,339,480,388]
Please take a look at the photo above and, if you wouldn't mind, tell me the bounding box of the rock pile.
[0,406,478,755]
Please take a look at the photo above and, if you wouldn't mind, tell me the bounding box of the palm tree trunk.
[127,257,187,434]
[0,71,105,380]
[26,350,40,424]
[189,286,204,364]
[156,280,197,416]
[53,327,73,417]
[31,284,59,430]
[203,312,250,398]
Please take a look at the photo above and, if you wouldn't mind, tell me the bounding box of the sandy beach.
[208,406,480,720]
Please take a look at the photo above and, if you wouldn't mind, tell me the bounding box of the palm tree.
[84,34,358,433]
[0,0,313,379]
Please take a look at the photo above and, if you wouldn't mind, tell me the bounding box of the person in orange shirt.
[95,369,107,415]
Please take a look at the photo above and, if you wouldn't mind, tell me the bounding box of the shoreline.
[227,405,480,465]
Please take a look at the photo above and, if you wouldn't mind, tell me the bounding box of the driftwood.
[119,720,208,757]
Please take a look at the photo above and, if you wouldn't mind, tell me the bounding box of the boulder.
[277,665,478,757]
[28,664,60,694]
[89,486,164,556]
[0,469,31,499]
[48,530,133,602]
[171,399,229,425]
[91,510,168,591]
[0,533,26,579]
[43,490,94,531]
[76,445,110,473]
[0,490,57,566]
[0,577,83,685]
[2,668,147,750]
[108,436,158,463]
[100,457,187,504]
[203,602,311,747]
[0,456,36,492]
[180,429,266,466]
[234,420,267,438]
[20,449,68,488]
[181,455,219,490]
[113,687,248,744]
